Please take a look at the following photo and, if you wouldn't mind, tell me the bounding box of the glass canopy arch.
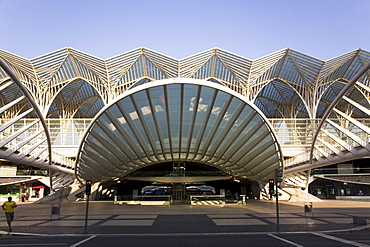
[76,78,283,183]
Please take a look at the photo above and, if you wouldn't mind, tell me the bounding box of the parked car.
[141,186,171,195]
[141,184,216,195]
[186,185,216,195]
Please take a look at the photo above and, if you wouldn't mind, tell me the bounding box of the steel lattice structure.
[1,47,370,120]
[1,47,370,189]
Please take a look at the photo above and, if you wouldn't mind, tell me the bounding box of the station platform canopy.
[75,78,283,184]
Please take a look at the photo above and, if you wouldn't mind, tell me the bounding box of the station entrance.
[104,162,258,205]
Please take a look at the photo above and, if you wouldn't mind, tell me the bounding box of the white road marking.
[70,235,97,247]
[268,234,304,247]
[313,232,370,247]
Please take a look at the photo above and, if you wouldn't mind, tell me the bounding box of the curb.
[2,225,369,237]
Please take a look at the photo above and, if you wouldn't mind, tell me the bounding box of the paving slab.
[0,199,369,236]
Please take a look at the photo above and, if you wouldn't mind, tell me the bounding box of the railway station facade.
[1,47,370,202]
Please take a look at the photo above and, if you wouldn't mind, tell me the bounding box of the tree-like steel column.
[0,57,54,191]
[307,60,370,187]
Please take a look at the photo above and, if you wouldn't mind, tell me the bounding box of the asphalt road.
[1,231,370,247]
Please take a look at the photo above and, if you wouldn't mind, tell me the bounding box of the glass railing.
[268,118,318,145]
[311,167,370,175]
[2,118,370,148]
[268,118,370,146]
[127,170,231,177]
[16,170,49,176]
[0,118,92,147]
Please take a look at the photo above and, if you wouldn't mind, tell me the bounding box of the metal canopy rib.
[76,78,282,183]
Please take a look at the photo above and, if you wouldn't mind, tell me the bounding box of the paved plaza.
[1,199,370,236]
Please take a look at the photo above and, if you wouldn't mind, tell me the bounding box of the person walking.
[25,192,30,201]
[2,196,17,232]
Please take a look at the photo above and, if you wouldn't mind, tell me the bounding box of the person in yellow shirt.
[2,197,17,232]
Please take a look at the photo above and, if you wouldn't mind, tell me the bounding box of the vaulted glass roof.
[76,79,282,183]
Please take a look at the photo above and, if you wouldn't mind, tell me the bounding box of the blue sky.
[0,0,369,60]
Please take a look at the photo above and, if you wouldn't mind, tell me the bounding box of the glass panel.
[148,86,169,158]
[191,86,213,150]
[167,84,181,151]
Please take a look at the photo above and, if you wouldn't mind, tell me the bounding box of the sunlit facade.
[1,47,370,200]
